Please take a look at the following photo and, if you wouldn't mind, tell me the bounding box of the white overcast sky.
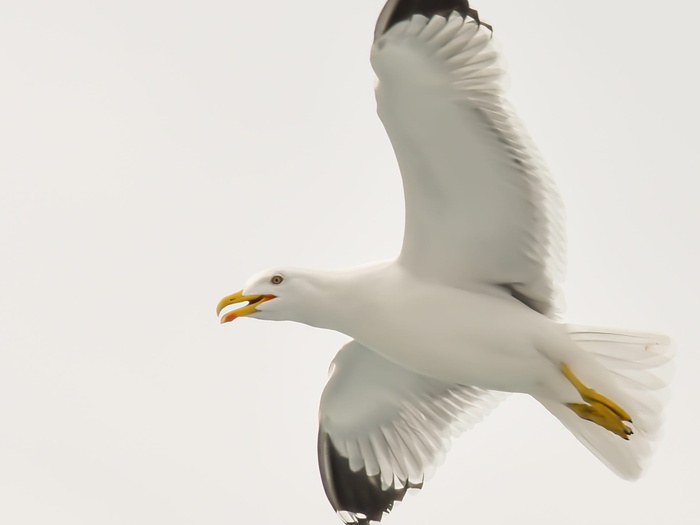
[1,1,699,523]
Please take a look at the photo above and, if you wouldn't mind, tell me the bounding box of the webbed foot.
[560,362,633,439]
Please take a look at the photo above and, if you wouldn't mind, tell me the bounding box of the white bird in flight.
[217,1,673,523]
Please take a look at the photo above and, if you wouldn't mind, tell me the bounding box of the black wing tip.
[318,431,421,525]
[375,0,492,39]
[468,7,493,32]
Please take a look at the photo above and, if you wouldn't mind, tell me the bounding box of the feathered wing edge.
[318,431,422,525]
[318,341,505,524]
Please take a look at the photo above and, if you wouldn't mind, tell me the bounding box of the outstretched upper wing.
[318,341,504,524]
[372,1,566,318]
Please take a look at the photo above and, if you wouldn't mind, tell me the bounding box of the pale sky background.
[2,1,699,523]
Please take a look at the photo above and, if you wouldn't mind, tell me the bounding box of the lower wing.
[318,340,505,524]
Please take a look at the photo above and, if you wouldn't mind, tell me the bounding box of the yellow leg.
[560,362,634,440]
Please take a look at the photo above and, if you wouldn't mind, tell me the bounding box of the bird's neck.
[299,261,394,334]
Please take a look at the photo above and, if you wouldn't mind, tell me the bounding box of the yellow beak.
[216,290,276,323]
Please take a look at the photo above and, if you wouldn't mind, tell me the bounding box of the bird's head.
[216,268,325,324]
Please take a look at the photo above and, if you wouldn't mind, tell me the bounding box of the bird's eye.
[270,275,284,285]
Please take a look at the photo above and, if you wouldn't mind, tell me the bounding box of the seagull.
[216,1,673,523]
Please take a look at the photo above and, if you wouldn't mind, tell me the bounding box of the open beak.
[216,290,276,323]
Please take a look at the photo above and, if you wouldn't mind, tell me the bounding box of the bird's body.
[299,262,562,393]
[217,1,673,523]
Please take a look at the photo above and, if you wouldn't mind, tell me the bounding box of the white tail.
[536,326,674,480]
